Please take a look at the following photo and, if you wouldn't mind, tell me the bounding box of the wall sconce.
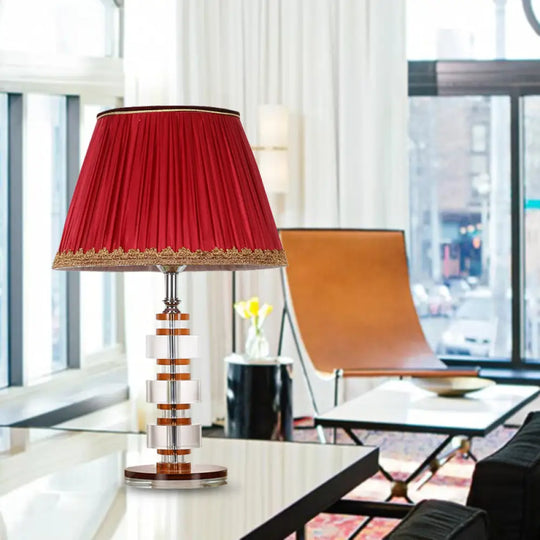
[252,105,289,194]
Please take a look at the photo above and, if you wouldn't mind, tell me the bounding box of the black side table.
[225,354,293,441]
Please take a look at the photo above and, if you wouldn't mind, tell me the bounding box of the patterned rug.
[288,422,516,539]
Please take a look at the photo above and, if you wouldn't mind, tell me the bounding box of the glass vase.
[245,324,270,360]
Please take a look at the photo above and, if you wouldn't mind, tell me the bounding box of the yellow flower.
[233,301,251,319]
[258,303,273,325]
[247,297,260,318]
[234,297,274,328]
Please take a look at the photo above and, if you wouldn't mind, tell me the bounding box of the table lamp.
[53,106,287,489]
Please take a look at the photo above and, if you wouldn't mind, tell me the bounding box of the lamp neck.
[158,265,186,314]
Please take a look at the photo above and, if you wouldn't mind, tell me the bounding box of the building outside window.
[409,96,511,358]
[523,96,540,362]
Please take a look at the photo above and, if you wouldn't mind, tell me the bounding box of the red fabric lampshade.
[53,106,287,272]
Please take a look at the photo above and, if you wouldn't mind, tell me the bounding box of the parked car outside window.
[437,288,496,357]
[444,277,471,305]
[427,284,454,317]
[411,283,429,317]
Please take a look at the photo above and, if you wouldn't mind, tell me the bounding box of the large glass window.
[0,94,8,387]
[0,0,124,389]
[0,0,119,57]
[524,96,540,362]
[81,272,119,357]
[24,94,68,380]
[409,96,511,359]
[407,0,540,60]
[79,104,121,360]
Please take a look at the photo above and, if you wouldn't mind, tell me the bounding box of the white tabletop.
[0,427,377,540]
[316,380,540,436]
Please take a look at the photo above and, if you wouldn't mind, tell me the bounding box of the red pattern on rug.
[287,423,516,539]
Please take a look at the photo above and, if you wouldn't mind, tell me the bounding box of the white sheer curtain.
[123,0,407,423]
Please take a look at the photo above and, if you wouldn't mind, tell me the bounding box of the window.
[24,94,68,380]
[79,104,122,360]
[81,272,120,357]
[2,95,123,383]
[409,96,511,359]
[524,96,540,362]
[0,94,8,388]
[0,0,120,57]
[407,0,540,60]
[407,0,540,373]
[408,60,540,372]
[0,4,123,390]
[472,124,488,153]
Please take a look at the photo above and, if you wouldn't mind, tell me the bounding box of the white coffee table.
[316,380,539,501]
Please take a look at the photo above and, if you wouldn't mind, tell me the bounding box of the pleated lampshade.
[53,105,287,272]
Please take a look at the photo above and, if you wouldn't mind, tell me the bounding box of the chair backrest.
[280,229,448,376]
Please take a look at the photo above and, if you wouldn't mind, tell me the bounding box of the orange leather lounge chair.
[277,229,476,417]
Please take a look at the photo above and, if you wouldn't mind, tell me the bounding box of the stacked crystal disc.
[146,312,201,473]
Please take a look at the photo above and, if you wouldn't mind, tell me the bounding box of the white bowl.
[411,376,495,397]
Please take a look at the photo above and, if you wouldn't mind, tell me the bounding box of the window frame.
[65,96,81,371]
[7,93,23,386]
[409,59,540,373]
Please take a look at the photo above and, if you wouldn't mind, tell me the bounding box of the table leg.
[316,425,327,444]
[347,516,372,539]
[332,371,342,444]
[464,438,477,462]
[388,481,414,504]
[342,428,460,501]
[415,436,474,490]
[344,428,364,446]
[344,428,395,484]
[405,435,453,487]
